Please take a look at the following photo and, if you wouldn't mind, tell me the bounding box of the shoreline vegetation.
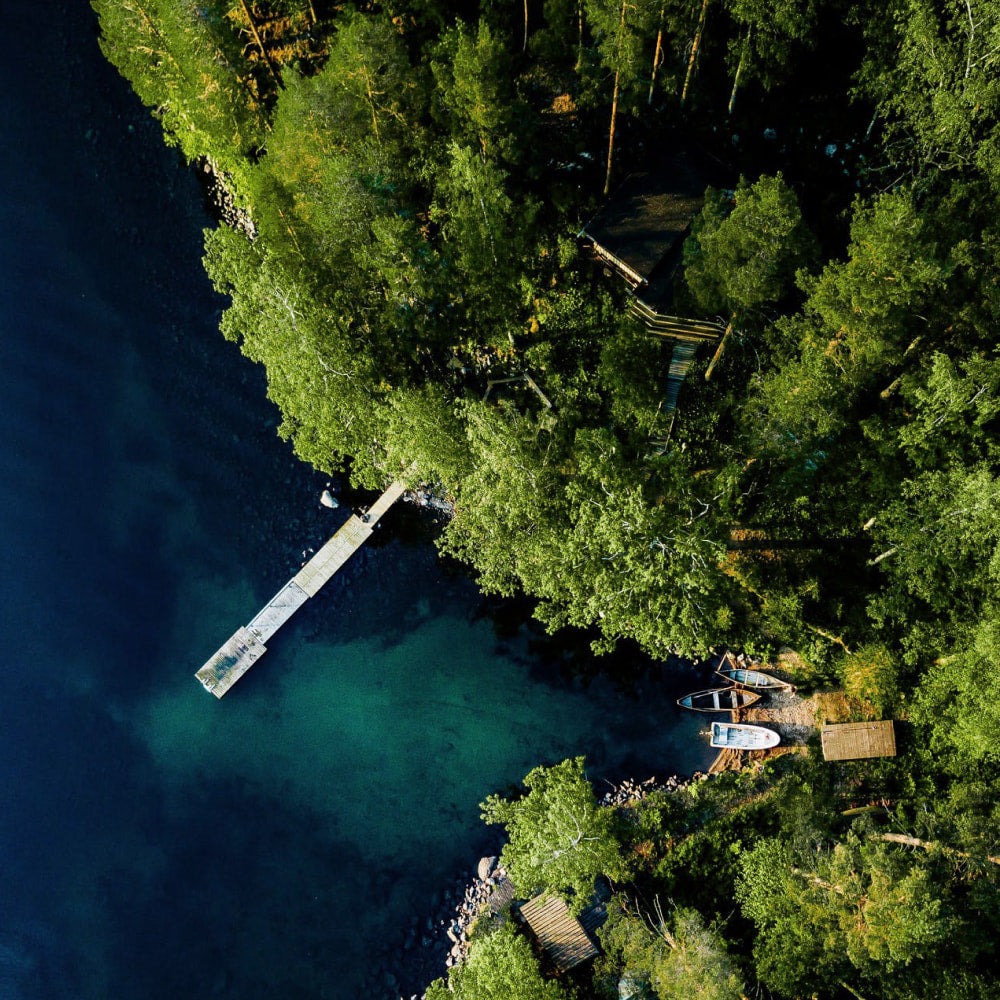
[90,1,1000,998]
[385,769,717,999]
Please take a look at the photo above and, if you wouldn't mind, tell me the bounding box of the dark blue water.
[0,5,714,998]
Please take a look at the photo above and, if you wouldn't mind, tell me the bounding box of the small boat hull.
[715,667,790,690]
[676,687,762,712]
[710,722,780,750]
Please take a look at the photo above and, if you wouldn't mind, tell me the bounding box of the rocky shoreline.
[198,157,257,238]
[373,769,719,1000]
[404,486,455,519]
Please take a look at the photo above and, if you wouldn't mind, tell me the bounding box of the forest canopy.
[91,0,1000,689]
[91,0,1000,668]
[93,2,1000,996]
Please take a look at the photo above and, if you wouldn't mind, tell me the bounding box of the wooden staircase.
[627,298,726,343]
[627,299,725,454]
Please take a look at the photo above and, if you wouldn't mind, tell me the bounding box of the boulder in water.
[320,489,339,509]
[477,856,497,880]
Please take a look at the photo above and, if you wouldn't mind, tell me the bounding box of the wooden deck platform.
[822,720,897,761]
[195,478,408,698]
[518,893,599,973]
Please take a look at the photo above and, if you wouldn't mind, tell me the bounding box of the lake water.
[0,4,714,998]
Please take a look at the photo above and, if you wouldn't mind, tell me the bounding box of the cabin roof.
[579,157,706,287]
[822,720,897,761]
[518,893,599,972]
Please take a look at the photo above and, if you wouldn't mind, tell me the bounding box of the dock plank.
[195,626,268,698]
[195,478,409,697]
[247,580,310,642]
[519,894,599,973]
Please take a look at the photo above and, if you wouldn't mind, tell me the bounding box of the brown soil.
[709,677,854,772]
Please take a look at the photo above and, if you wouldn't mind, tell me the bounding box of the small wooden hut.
[518,893,599,973]
[579,155,707,291]
[821,720,897,761]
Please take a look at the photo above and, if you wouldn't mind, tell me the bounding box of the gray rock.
[320,489,339,508]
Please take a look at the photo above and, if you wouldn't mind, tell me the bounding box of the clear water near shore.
[0,5,715,999]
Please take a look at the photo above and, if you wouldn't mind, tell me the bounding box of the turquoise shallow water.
[0,5,714,998]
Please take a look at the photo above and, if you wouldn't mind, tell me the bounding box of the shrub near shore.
[431,751,998,1000]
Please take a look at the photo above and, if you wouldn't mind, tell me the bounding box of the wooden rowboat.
[676,687,761,712]
[710,722,780,750]
[715,666,790,690]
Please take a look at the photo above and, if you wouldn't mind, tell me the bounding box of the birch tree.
[858,0,1000,186]
[585,0,649,193]
[722,0,816,113]
[481,757,628,909]
[426,922,568,1000]
[92,0,265,177]
[600,898,746,1000]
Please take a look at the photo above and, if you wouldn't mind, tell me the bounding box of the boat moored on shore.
[710,722,781,750]
[677,687,762,712]
[715,666,791,691]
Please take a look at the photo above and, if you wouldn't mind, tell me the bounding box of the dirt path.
[708,671,856,771]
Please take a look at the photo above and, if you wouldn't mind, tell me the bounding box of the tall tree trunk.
[605,68,621,195]
[648,4,665,104]
[728,27,751,115]
[704,316,735,380]
[523,0,529,51]
[577,0,584,71]
[362,67,381,143]
[604,0,628,196]
[876,832,1000,866]
[839,982,872,1000]
[306,1,317,24]
[239,0,284,90]
[680,0,709,106]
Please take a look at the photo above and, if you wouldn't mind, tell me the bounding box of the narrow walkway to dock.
[195,478,408,697]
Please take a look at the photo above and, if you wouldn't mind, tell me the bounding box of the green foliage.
[384,384,473,488]
[262,12,420,268]
[431,143,532,334]
[92,0,264,179]
[857,0,1000,188]
[597,321,669,431]
[683,175,815,316]
[426,921,569,1000]
[840,643,900,717]
[583,0,649,88]
[481,757,628,908]
[430,21,519,159]
[872,464,1000,633]
[745,189,949,456]
[896,351,1000,469]
[914,613,1000,764]
[202,224,387,481]
[738,835,953,994]
[598,900,745,1000]
[724,0,816,88]
[803,191,947,358]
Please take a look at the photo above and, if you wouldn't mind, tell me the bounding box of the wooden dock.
[518,894,599,973]
[195,478,409,697]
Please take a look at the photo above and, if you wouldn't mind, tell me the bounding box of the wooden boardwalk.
[518,894,599,973]
[195,478,408,698]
